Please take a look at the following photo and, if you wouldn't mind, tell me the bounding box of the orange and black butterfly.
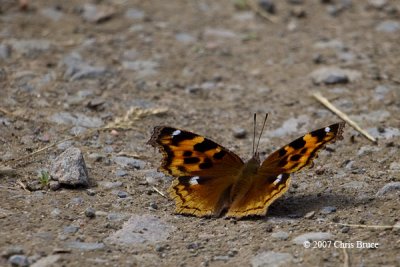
[147,115,345,218]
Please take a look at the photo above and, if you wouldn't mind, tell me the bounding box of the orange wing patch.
[226,122,345,218]
[147,126,244,217]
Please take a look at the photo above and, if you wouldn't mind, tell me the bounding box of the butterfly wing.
[148,126,244,217]
[226,122,345,218]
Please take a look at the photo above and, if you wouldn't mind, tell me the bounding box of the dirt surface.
[1,0,399,266]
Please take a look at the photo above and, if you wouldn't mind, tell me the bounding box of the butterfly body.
[148,122,345,219]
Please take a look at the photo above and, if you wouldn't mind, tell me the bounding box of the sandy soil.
[0,0,399,266]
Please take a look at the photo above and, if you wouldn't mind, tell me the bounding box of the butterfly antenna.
[252,113,256,156]
[255,113,269,155]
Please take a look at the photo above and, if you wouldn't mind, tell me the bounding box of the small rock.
[251,251,293,267]
[258,0,276,14]
[99,181,123,189]
[49,181,61,191]
[86,189,96,196]
[376,182,400,197]
[50,208,61,218]
[376,20,400,33]
[85,207,96,218]
[63,226,79,234]
[112,156,146,170]
[40,7,63,21]
[31,255,61,267]
[149,202,158,210]
[341,226,350,233]
[271,231,289,240]
[232,127,247,139]
[320,206,337,214]
[125,8,145,20]
[49,112,103,128]
[213,255,230,261]
[82,4,115,23]
[175,33,196,44]
[105,215,175,245]
[310,67,361,85]
[66,242,105,251]
[389,162,400,170]
[8,255,29,267]
[117,191,128,198]
[187,242,200,250]
[27,180,44,191]
[0,43,11,59]
[304,211,316,219]
[368,0,387,9]
[122,60,159,77]
[115,169,128,177]
[69,197,84,205]
[268,115,309,137]
[107,213,127,221]
[292,232,333,245]
[9,39,52,56]
[50,147,89,187]
[88,153,106,162]
[71,66,108,81]
[2,246,24,258]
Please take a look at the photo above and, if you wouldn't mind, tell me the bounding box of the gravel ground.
[0,0,399,266]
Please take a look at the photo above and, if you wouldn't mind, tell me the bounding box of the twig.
[152,186,167,198]
[333,222,399,229]
[342,248,350,267]
[312,92,377,143]
[246,0,278,23]
[16,179,29,192]
[0,107,11,115]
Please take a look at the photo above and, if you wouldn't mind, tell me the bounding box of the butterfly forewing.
[148,126,244,217]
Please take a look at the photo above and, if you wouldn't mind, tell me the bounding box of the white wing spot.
[324,127,331,133]
[172,130,181,136]
[189,176,200,185]
[273,174,283,185]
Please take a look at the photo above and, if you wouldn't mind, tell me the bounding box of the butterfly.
[147,115,345,218]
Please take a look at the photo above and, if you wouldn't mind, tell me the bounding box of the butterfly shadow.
[265,191,365,219]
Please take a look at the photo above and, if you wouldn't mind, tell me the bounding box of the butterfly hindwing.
[147,126,244,217]
[226,122,345,218]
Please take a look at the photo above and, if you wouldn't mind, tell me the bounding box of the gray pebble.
[99,181,123,189]
[125,8,145,20]
[8,255,30,267]
[304,210,316,219]
[107,213,127,221]
[27,180,44,191]
[50,147,89,187]
[112,156,146,170]
[81,4,115,23]
[251,251,293,267]
[376,182,400,197]
[0,43,11,59]
[117,191,128,198]
[66,241,105,251]
[310,67,361,85]
[63,225,80,234]
[1,246,24,258]
[232,128,247,139]
[292,232,333,245]
[86,189,96,196]
[321,206,337,214]
[271,231,289,240]
[85,207,96,218]
[105,215,175,245]
[49,112,103,128]
[175,33,196,44]
[9,39,51,56]
[88,153,106,162]
[122,60,159,77]
[115,169,128,177]
[49,181,61,191]
[70,197,84,205]
[50,208,61,218]
[376,20,400,33]
[149,202,158,210]
[40,7,63,21]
